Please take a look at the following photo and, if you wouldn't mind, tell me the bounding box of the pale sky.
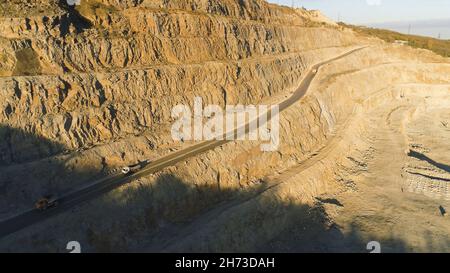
[267,0,450,38]
[267,0,450,24]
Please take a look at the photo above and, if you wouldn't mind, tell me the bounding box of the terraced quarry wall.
[0,0,449,252]
[0,0,358,165]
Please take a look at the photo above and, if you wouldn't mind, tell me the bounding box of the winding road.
[0,46,366,239]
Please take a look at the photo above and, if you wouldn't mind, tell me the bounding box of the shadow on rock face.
[57,0,92,36]
[0,126,447,253]
[0,125,65,166]
[407,149,450,173]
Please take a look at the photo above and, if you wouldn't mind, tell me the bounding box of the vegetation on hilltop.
[340,22,450,57]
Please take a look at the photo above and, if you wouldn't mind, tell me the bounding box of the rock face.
[0,0,356,165]
[0,1,449,253]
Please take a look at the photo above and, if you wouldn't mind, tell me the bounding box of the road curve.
[0,46,367,239]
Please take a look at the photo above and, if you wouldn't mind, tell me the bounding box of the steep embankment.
[0,0,449,252]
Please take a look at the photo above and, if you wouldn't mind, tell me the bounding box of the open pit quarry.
[0,0,449,253]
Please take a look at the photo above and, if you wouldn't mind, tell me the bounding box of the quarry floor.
[265,88,450,252]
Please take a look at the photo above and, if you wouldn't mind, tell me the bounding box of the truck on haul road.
[35,196,58,211]
[121,166,135,175]
[121,160,150,175]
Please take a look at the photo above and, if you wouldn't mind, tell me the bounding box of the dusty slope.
[0,0,449,252]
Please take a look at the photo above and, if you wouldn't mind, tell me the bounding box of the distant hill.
[368,19,450,40]
[340,22,450,57]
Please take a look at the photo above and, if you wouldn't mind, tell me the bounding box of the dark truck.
[121,160,150,175]
[35,196,58,211]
